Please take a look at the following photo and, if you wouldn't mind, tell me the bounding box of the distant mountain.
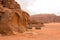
[30,14,60,23]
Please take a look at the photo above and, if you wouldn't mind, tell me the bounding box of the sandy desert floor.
[0,23,60,40]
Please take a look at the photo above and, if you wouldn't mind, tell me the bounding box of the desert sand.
[0,23,60,40]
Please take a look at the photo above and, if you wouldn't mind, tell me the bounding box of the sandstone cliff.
[0,0,30,35]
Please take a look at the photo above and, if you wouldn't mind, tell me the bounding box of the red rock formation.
[0,0,30,35]
[0,0,20,9]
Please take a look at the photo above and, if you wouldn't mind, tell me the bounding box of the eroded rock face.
[0,0,30,35]
[0,0,20,9]
[21,10,30,29]
[22,10,30,24]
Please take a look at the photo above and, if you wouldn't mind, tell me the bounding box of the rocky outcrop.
[0,0,20,9]
[0,0,30,35]
[22,10,30,24]
[21,10,30,29]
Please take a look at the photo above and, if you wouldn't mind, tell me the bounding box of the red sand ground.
[0,23,60,40]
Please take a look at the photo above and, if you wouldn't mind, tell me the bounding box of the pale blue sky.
[15,0,60,15]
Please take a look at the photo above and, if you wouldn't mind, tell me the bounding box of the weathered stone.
[21,10,30,29]
[0,0,20,9]
[0,0,30,35]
